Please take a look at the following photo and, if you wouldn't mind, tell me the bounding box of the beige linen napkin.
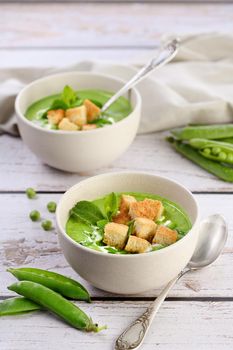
[1,34,233,136]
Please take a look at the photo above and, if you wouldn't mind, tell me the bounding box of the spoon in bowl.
[115,214,228,350]
[101,38,179,114]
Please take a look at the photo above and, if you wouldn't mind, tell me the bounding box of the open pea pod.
[169,140,233,182]
[189,138,233,164]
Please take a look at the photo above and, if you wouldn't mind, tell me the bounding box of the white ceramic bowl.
[56,172,199,294]
[15,72,141,172]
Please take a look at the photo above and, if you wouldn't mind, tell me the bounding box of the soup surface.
[25,86,132,131]
[66,192,192,255]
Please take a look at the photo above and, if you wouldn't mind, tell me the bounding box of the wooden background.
[0,1,233,349]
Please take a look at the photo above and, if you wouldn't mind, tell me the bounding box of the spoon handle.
[101,38,179,113]
[115,269,187,350]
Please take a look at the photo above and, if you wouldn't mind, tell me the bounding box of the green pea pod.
[189,138,233,164]
[171,124,233,141]
[8,267,90,302]
[0,297,41,316]
[170,141,233,182]
[189,138,233,150]
[8,281,106,332]
[218,137,233,145]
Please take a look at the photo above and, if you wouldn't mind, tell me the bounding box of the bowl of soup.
[56,172,199,294]
[15,72,141,172]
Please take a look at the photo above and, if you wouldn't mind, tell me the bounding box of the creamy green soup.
[66,192,192,255]
[25,89,132,130]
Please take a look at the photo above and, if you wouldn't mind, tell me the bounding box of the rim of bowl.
[56,171,200,259]
[15,71,142,135]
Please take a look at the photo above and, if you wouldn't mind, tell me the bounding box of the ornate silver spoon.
[115,214,228,350]
[101,38,179,114]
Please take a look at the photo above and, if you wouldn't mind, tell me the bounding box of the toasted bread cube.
[113,195,137,225]
[82,124,97,131]
[65,106,87,127]
[152,225,178,245]
[58,118,79,131]
[125,236,151,254]
[121,195,137,210]
[103,222,128,250]
[84,99,100,122]
[47,109,65,125]
[134,218,157,242]
[129,198,164,221]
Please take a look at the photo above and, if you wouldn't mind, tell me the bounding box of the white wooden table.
[1,2,233,349]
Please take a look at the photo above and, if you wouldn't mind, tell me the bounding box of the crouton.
[113,194,137,225]
[65,106,87,127]
[134,218,157,242]
[125,236,151,254]
[152,225,178,245]
[82,124,97,131]
[129,198,164,221]
[47,109,65,125]
[103,222,128,250]
[58,118,79,131]
[84,99,100,122]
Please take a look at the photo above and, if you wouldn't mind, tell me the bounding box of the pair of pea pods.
[0,267,105,332]
[168,124,233,182]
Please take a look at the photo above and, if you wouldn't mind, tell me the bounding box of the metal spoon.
[101,38,179,114]
[115,214,228,350]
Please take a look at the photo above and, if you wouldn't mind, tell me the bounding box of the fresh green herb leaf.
[104,192,118,220]
[152,244,165,251]
[96,219,109,229]
[50,99,68,110]
[91,118,112,126]
[70,99,84,108]
[61,85,77,106]
[127,220,135,238]
[71,201,105,225]
[89,99,102,108]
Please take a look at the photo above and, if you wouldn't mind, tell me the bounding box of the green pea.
[227,154,233,163]
[29,210,40,222]
[8,281,105,332]
[41,220,53,231]
[47,201,57,213]
[218,152,227,161]
[203,148,211,155]
[212,147,221,155]
[26,188,37,199]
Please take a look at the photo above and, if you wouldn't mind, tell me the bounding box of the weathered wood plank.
[0,193,232,298]
[1,134,233,192]
[1,3,233,48]
[0,301,233,350]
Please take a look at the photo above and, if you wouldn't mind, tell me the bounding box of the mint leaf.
[70,201,105,225]
[50,99,68,110]
[70,99,84,108]
[104,192,118,220]
[96,219,109,229]
[61,85,77,106]
[89,99,102,108]
[91,118,112,126]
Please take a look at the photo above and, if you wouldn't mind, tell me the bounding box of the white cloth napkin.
[1,34,233,136]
